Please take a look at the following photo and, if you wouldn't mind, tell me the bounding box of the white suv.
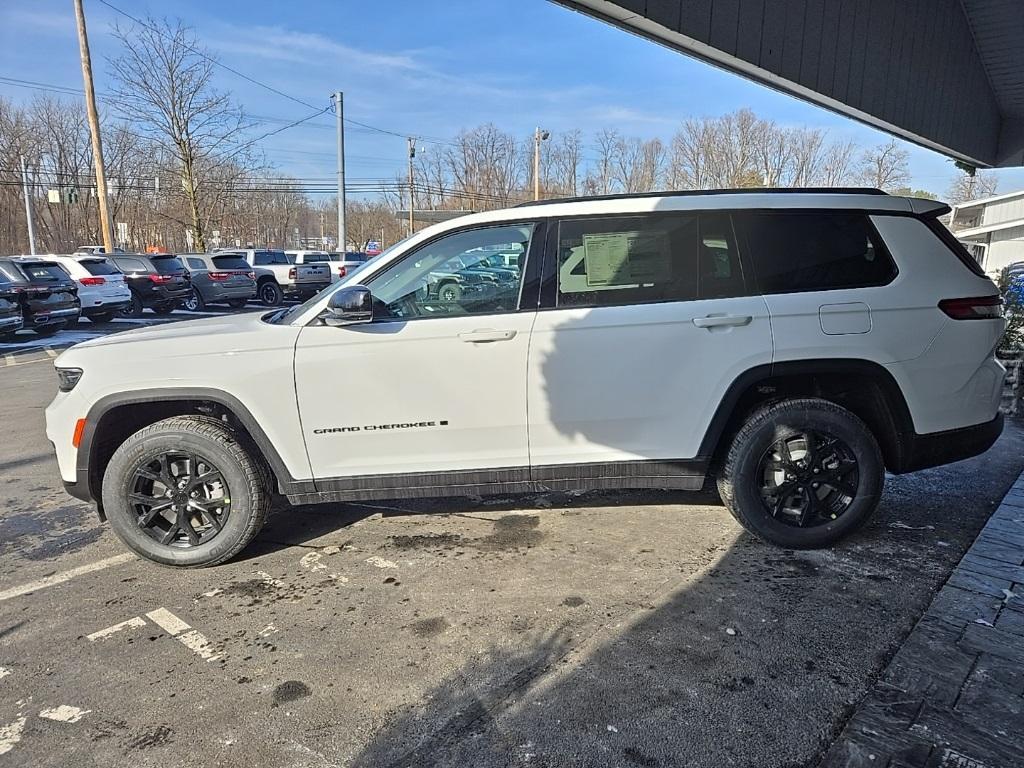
[47,254,132,322]
[46,189,1006,567]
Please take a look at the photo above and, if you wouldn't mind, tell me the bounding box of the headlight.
[56,367,83,392]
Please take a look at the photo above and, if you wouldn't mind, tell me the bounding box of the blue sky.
[3,0,1022,198]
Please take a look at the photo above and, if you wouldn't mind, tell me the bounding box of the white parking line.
[0,553,136,603]
[86,616,147,642]
[43,347,57,359]
[145,608,221,661]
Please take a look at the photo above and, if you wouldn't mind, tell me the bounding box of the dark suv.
[178,253,256,310]
[109,254,192,317]
[0,257,80,336]
[0,270,24,340]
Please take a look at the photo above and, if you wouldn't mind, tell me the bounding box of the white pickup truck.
[220,249,331,306]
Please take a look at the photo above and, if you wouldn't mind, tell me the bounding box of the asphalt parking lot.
[2,316,1023,768]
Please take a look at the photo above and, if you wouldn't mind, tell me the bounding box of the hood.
[72,311,269,350]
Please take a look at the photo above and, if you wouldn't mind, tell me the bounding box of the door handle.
[692,314,752,329]
[458,329,517,343]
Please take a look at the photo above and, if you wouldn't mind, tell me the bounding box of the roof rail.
[514,187,888,207]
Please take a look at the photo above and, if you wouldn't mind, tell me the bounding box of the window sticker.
[582,230,671,287]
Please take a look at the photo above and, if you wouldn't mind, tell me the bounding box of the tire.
[34,322,65,337]
[716,397,884,549]
[86,312,115,324]
[101,416,272,567]
[183,290,205,312]
[258,281,283,306]
[227,298,249,309]
[152,302,178,316]
[437,281,462,303]
[120,292,143,318]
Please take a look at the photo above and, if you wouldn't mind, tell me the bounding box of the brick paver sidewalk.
[822,471,1024,767]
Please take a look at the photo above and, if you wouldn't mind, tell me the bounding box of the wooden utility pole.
[74,0,114,252]
[407,137,416,234]
[333,91,346,254]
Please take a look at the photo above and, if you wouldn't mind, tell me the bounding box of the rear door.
[526,211,773,476]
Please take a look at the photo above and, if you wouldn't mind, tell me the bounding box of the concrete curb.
[820,470,1024,767]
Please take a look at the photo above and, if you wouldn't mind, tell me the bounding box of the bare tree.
[107,16,250,251]
[857,139,910,190]
[548,130,583,196]
[947,169,998,205]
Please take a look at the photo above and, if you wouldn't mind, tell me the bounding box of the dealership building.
[948,189,1024,275]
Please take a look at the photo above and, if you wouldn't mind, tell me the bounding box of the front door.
[527,211,773,470]
[295,221,541,481]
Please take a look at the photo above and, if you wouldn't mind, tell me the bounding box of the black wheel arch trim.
[697,359,916,471]
[76,387,305,505]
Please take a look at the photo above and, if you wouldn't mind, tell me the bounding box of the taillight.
[288,267,297,280]
[938,296,1003,320]
[79,276,105,286]
[148,274,173,284]
[339,266,347,278]
[208,271,230,281]
[246,271,255,280]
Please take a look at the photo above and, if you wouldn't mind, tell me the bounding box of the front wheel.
[182,290,204,312]
[437,281,462,303]
[102,416,271,567]
[716,398,884,549]
[120,293,143,318]
[258,281,283,306]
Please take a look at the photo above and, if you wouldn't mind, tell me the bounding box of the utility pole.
[333,91,347,254]
[73,0,114,253]
[20,156,36,255]
[407,137,416,234]
[533,127,549,201]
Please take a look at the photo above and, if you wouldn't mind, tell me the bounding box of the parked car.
[0,256,80,336]
[178,253,257,311]
[108,253,192,317]
[221,249,331,305]
[0,270,24,340]
[46,254,132,323]
[48,188,1006,567]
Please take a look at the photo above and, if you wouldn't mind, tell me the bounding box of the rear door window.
[554,212,745,308]
[186,257,207,270]
[211,256,250,271]
[151,256,185,274]
[738,212,896,294]
[80,259,120,276]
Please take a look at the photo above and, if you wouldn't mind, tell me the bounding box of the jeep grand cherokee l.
[46,189,1006,567]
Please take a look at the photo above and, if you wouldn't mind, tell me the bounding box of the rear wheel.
[102,416,271,567]
[258,281,283,306]
[716,398,884,549]
[183,290,205,312]
[437,281,462,303]
[34,323,65,337]
[120,293,143,318]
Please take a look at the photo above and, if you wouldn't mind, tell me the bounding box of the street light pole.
[20,156,36,255]
[333,91,346,254]
[533,127,549,201]
[73,0,114,253]
[407,137,416,234]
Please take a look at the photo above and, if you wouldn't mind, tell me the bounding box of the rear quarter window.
[922,218,988,278]
[738,211,896,294]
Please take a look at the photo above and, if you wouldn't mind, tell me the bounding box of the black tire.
[152,302,178,316]
[182,290,205,312]
[258,280,283,306]
[120,292,143,318]
[716,397,884,549]
[86,312,115,324]
[34,322,65,337]
[227,298,249,309]
[102,416,272,567]
[437,281,462,303]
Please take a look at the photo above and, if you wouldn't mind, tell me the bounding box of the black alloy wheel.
[129,451,231,548]
[756,430,859,528]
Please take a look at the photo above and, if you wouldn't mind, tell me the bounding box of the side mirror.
[323,285,372,327]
